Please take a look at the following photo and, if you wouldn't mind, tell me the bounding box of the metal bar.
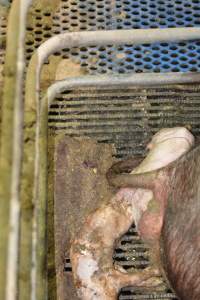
[48,72,200,97]
[0,1,32,300]
[27,27,200,113]
[38,28,200,64]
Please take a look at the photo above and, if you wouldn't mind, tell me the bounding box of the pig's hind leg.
[107,156,144,177]
[107,157,158,190]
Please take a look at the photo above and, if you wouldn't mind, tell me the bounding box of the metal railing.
[1,0,200,299]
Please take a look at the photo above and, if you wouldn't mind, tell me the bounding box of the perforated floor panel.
[26,0,200,74]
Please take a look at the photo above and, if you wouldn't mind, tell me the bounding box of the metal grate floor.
[49,84,200,299]
[49,86,200,158]
[25,0,200,74]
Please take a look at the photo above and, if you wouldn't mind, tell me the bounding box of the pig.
[109,127,199,300]
[70,127,194,300]
[161,143,200,300]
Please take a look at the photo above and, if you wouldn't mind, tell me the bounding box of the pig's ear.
[107,170,159,190]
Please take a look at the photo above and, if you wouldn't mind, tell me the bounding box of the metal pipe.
[24,27,200,300]
[48,72,200,98]
[26,27,200,125]
[0,1,32,300]
[38,28,200,64]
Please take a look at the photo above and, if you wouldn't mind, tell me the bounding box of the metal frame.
[2,0,200,299]
[25,27,200,300]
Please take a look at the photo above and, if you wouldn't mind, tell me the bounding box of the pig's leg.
[107,156,144,176]
[91,268,162,300]
[107,159,169,243]
[110,267,162,290]
[70,191,162,300]
[107,157,159,190]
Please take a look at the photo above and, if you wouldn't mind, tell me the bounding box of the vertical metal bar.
[0,1,32,300]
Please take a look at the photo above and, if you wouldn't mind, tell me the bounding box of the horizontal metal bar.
[47,72,200,103]
[53,90,200,99]
[38,28,200,63]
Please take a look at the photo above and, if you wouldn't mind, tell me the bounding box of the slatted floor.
[49,84,200,299]
[49,86,200,158]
